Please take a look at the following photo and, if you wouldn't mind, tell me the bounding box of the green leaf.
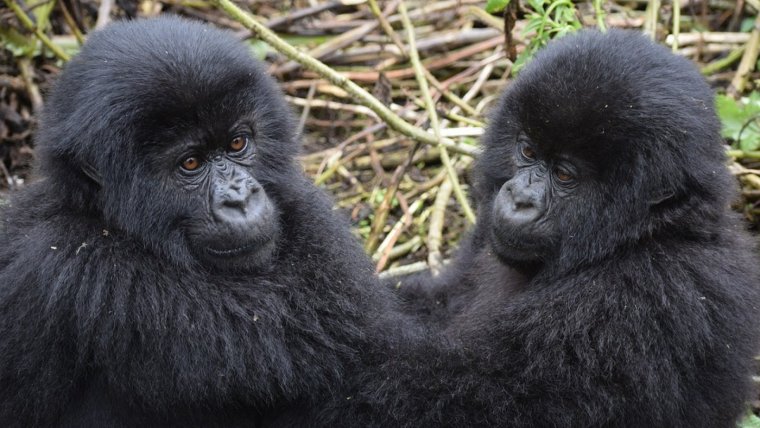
[741,17,756,33]
[485,0,510,13]
[738,412,760,428]
[716,93,760,151]
[247,40,272,60]
[0,27,36,57]
[528,0,546,13]
[0,0,57,58]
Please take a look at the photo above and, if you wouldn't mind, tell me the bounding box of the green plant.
[1,0,58,57]
[485,0,582,74]
[738,412,760,428]
[716,92,760,151]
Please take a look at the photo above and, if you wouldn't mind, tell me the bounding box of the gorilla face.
[489,133,568,265]
[476,29,731,273]
[165,126,281,271]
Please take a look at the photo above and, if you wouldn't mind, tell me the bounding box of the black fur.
[0,17,392,427]
[314,29,760,427]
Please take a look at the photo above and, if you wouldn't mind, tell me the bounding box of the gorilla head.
[316,30,760,428]
[0,16,386,426]
[37,17,296,272]
[476,30,730,273]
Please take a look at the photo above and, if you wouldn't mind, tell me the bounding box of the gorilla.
[0,17,394,427]
[309,29,760,427]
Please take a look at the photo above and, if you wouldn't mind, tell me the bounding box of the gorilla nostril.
[514,200,534,210]
[223,198,246,209]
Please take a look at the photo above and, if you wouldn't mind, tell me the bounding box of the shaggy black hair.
[309,29,760,428]
[0,16,393,427]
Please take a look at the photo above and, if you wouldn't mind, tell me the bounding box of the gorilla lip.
[205,240,264,257]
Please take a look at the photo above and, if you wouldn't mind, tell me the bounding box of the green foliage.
[0,0,56,57]
[740,17,757,33]
[247,40,272,60]
[512,0,582,74]
[485,0,511,13]
[716,93,760,151]
[738,412,760,428]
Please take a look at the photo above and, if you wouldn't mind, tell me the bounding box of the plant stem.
[4,0,70,61]
[210,0,476,157]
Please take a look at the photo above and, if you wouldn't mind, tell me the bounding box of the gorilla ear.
[81,162,102,187]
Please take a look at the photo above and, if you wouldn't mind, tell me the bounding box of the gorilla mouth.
[489,226,546,262]
[205,239,266,257]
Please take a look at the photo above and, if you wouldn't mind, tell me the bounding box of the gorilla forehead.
[77,16,258,95]
[501,29,716,159]
[42,17,271,152]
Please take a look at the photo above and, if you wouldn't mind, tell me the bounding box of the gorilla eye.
[554,167,574,183]
[520,145,537,160]
[181,156,202,172]
[229,135,248,153]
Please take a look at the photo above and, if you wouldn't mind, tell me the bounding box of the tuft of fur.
[314,29,760,428]
[0,16,393,427]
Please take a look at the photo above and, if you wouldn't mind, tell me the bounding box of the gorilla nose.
[505,182,538,209]
[213,178,263,224]
[222,181,253,208]
[495,181,543,224]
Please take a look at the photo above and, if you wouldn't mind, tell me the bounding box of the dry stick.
[442,110,485,128]
[312,36,502,83]
[4,0,70,61]
[379,260,430,280]
[59,1,85,44]
[17,57,42,112]
[440,49,503,91]
[276,15,385,74]
[95,0,113,29]
[369,0,478,114]
[730,14,760,96]
[701,46,744,76]
[326,28,501,63]
[643,0,659,40]
[399,0,476,225]
[367,0,406,55]
[667,32,751,46]
[728,150,760,160]
[741,173,760,190]
[404,168,447,200]
[211,0,476,157]
[437,50,497,169]
[594,0,607,31]
[385,236,423,263]
[364,142,422,253]
[423,69,478,116]
[671,0,680,52]
[411,97,484,128]
[374,191,432,271]
[295,83,318,137]
[285,95,379,119]
[680,44,746,57]
[265,1,344,30]
[313,123,388,175]
[427,178,453,274]
[311,103,420,177]
[467,6,504,30]
[369,0,476,120]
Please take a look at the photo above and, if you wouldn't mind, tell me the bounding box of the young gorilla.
[315,30,760,427]
[0,17,395,427]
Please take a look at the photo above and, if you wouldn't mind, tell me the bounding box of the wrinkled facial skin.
[489,133,579,268]
[168,127,280,272]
